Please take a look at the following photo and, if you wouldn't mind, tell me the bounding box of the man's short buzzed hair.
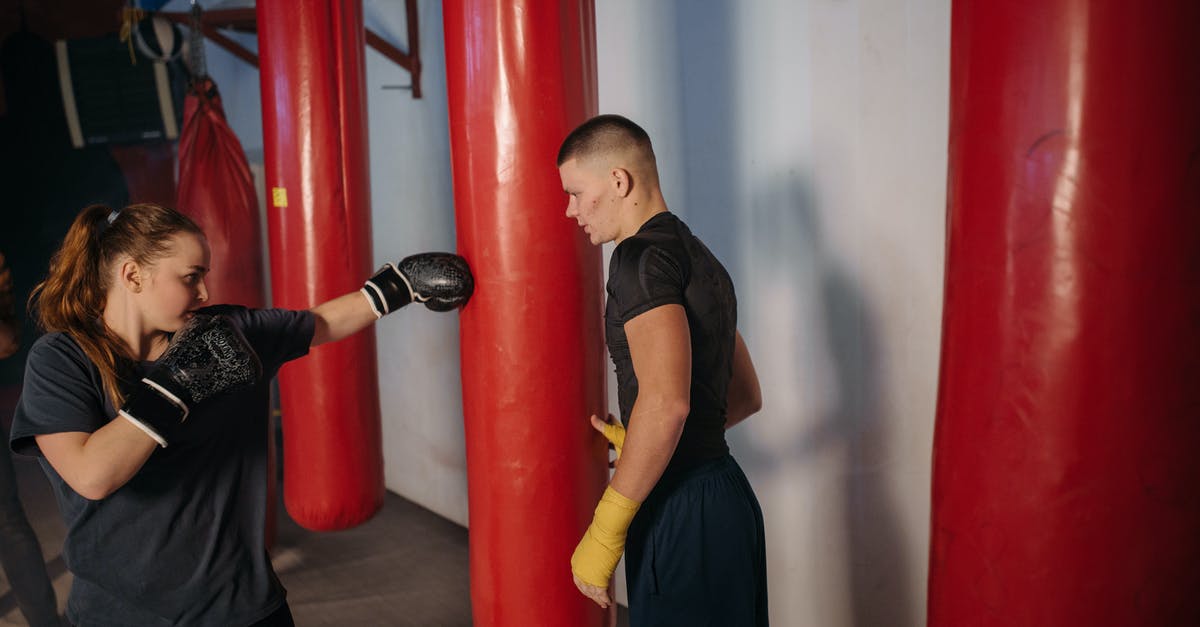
[557,114,655,167]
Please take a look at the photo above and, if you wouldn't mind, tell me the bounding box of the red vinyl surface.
[929,1,1200,624]
[443,1,609,625]
[257,0,383,530]
[177,78,265,310]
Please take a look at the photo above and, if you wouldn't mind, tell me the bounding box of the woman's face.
[139,232,211,333]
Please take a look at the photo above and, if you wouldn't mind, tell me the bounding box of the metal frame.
[157,1,422,98]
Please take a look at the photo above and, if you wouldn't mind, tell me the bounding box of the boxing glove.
[361,252,474,316]
[119,314,262,446]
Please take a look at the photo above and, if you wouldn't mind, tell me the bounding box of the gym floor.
[0,450,475,626]
[0,386,631,626]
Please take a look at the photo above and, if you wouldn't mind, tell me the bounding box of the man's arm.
[724,330,762,430]
[608,303,692,501]
[571,303,691,607]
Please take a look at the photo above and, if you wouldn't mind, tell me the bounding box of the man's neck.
[615,192,669,245]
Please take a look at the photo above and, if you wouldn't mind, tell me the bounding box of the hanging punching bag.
[444,1,609,626]
[929,1,1200,625]
[257,0,384,530]
[177,78,265,310]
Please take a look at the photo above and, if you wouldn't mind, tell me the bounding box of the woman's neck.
[102,293,167,361]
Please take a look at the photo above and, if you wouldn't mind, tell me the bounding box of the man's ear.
[611,167,633,198]
[119,259,144,294]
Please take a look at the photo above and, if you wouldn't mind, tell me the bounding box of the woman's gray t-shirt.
[9,305,314,627]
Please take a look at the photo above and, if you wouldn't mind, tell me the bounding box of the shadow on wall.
[670,0,741,280]
[729,174,916,627]
[641,2,916,623]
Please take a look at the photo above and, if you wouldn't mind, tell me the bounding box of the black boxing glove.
[360,252,474,316]
[119,314,262,447]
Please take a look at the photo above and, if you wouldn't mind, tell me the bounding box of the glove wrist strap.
[362,263,414,318]
[119,380,189,447]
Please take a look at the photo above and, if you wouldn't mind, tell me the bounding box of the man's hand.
[590,413,626,468]
[570,486,639,606]
[572,573,613,609]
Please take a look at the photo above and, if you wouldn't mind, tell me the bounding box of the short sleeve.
[610,242,688,321]
[10,335,107,456]
[202,305,315,376]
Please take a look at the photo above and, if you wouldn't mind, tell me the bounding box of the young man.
[560,115,768,626]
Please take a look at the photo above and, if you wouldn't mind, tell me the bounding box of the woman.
[9,203,471,626]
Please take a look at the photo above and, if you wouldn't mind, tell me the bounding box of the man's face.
[560,158,620,246]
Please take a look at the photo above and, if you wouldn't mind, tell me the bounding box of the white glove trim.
[140,377,190,423]
[118,410,169,448]
[360,285,385,319]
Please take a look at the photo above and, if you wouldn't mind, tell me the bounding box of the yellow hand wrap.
[603,421,627,459]
[570,486,640,588]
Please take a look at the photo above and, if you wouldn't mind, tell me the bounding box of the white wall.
[185,1,950,624]
[359,0,469,525]
[596,2,948,625]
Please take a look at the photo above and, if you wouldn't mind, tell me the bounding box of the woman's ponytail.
[29,203,202,407]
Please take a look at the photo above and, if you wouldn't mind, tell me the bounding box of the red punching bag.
[177,78,265,310]
[930,1,1200,625]
[256,0,383,530]
[444,1,609,626]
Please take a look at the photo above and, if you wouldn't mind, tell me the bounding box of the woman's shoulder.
[28,331,87,362]
[24,332,100,383]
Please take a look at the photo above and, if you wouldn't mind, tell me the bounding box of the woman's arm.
[309,291,379,347]
[36,419,158,500]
